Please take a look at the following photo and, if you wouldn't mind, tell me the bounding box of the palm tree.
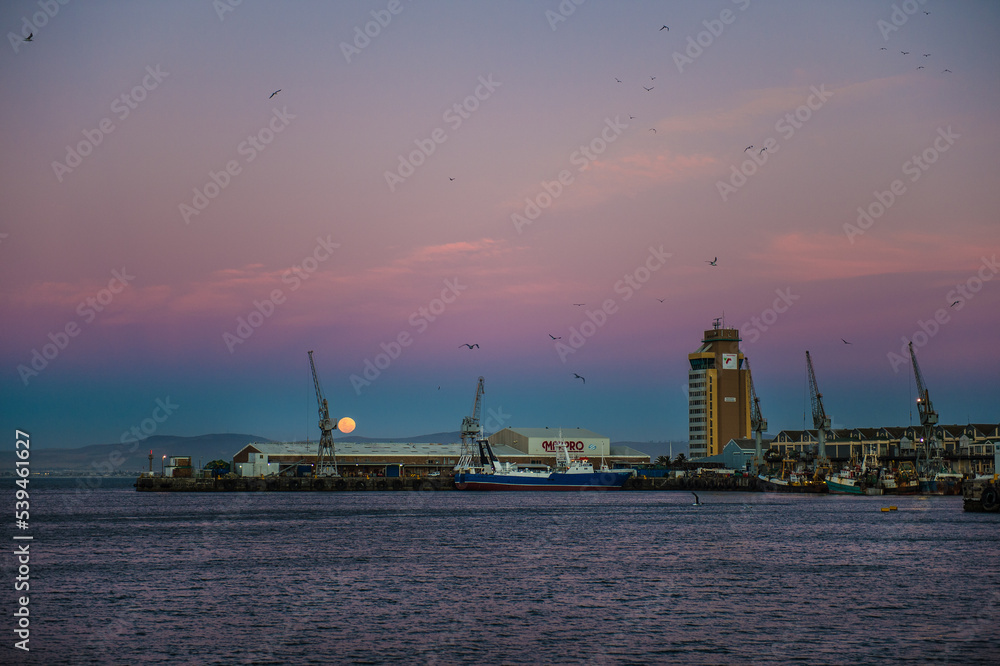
[674,453,687,466]
[654,455,672,467]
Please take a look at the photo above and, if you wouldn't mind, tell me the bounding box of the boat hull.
[826,477,864,495]
[454,471,630,491]
[757,474,828,494]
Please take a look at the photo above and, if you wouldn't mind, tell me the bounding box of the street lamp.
[161,455,166,477]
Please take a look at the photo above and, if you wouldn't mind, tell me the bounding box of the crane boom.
[308,351,338,477]
[456,377,485,471]
[908,342,938,426]
[805,351,830,430]
[745,358,766,434]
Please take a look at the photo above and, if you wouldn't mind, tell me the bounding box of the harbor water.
[6,478,999,664]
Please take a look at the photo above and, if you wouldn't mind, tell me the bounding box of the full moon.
[337,417,356,434]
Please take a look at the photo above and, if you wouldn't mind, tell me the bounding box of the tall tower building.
[688,321,751,458]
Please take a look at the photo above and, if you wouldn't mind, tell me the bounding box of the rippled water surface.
[4,479,999,664]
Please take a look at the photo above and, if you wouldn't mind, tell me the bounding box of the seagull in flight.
[744,145,754,152]
[650,76,656,81]
[841,338,852,345]
[629,115,637,120]
[449,177,455,181]
[879,47,887,50]
[649,128,656,133]
[759,147,767,156]
[656,298,665,303]
[950,300,960,307]
[269,89,281,99]
[692,492,701,506]
[459,343,480,349]
[923,53,931,57]
[24,32,33,42]
[917,66,925,70]
[615,77,622,83]
[572,303,585,306]
[660,25,669,31]
[943,69,952,73]
[706,257,718,266]
[643,86,654,92]
[549,334,562,340]
[901,51,910,55]
[573,373,586,384]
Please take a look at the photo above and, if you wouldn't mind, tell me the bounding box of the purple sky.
[2,1,998,450]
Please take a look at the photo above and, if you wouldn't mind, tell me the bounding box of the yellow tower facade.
[687,323,751,458]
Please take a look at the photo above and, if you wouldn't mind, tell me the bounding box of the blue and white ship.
[454,432,632,491]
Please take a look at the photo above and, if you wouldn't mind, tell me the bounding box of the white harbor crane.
[455,376,485,472]
[745,357,767,474]
[308,350,355,477]
[806,351,831,468]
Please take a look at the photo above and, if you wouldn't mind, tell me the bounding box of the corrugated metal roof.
[501,427,607,439]
[242,441,534,458]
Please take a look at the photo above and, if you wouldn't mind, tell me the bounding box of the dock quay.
[134,473,760,492]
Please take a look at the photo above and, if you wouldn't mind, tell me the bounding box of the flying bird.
[643,86,654,92]
[706,257,718,266]
[459,343,479,349]
[24,32,33,42]
[841,338,852,345]
[744,145,754,152]
[650,76,656,81]
[759,147,767,155]
[660,25,669,31]
[923,11,930,15]
[649,128,656,133]
[656,298,665,303]
[950,300,960,307]
[943,69,952,73]
[692,492,701,506]
[879,47,887,50]
[615,77,622,83]
[923,53,931,57]
[572,303,585,306]
[573,373,586,384]
[901,51,910,55]
[269,89,281,99]
[629,115,637,120]
[449,177,455,181]
[917,66,925,69]
[549,334,562,340]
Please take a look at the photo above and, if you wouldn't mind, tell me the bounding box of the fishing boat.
[453,433,632,491]
[919,472,964,495]
[825,470,865,495]
[758,456,827,493]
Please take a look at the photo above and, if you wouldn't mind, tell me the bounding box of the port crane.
[456,376,485,472]
[909,341,939,461]
[745,358,767,474]
[308,350,338,477]
[805,351,831,466]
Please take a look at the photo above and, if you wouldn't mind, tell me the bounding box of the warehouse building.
[232,428,649,477]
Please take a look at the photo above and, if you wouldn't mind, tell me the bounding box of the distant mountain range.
[4,432,687,473]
